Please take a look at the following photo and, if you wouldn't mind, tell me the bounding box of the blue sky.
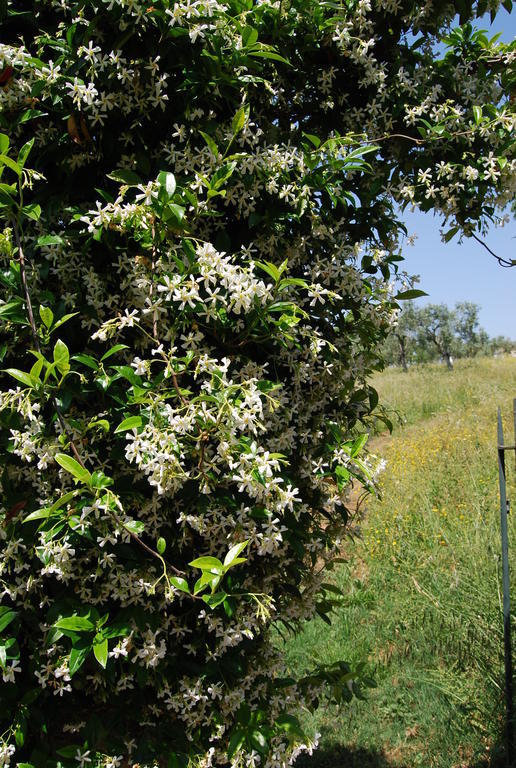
[399,9,516,339]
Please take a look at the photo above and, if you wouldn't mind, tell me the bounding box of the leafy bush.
[0,1,514,767]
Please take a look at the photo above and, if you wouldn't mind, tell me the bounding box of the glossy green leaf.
[223,540,249,567]
[93,637,108,668]
[107,168,141,186]
[3,368,34,387]
[157,537,166,554]
[53,339,70,373]
[55,454,92,485]
[0,607,17,633]
[157,170,176,198]
[39,305,54,329]
[170,577,190,594]
[189,556,224,573]
[54,615,95,632]
[114,415,142,433]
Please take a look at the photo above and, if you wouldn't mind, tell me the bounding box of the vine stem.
[12,221,40,353]
[104,498,185,577]
[470,232,514,269]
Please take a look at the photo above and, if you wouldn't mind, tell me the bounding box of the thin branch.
[470,232,515,269]
[150,220,159,342]
[12,222,40,353]
[105,505,185,576]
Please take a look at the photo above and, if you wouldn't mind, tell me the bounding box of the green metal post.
[498,408,514,765]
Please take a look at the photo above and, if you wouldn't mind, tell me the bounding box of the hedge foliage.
[0,1,514,767]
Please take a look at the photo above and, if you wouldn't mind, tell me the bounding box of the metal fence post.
[498,407,514,765]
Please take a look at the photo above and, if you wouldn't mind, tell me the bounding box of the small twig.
[171,368,188,406]
[470,232,514,269]
[150,220,159,342]
[197,431,209,473]
[105,504,185,576]
[12,222,40,353]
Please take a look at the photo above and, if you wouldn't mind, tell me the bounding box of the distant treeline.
[383,302,515,370]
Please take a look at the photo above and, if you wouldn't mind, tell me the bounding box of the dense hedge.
[0,1,514,767]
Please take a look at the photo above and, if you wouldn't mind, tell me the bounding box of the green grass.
[283,356,516,768]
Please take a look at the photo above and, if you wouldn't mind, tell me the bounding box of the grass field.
[284,356,516,768]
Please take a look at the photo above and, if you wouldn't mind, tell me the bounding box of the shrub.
[0,1,514,767]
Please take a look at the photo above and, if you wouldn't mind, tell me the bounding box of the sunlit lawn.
[284,356,516,768]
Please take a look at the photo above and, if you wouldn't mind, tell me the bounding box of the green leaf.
[199,131,219,158]
[3,368,34,387]
[170,577,190,594]
[211,162,237,191]
[72,353,99,370]
[0,607,17,633]
[335,465,350,490]
[124,518,145,535]
[54,616,95,632]
[0,154,21,176]
[56,746,81,759]
[231,105,249,137]
[47,490,79,514]
[0,300,23,319]
[248,49,291,65]
[0,134,9,154]
[275,713,304,734]
[110,365,142,386]
[350,433,368,457]
[472,105,482,124]
[21,203,41,221]
[242,25,259,47]
[100,622,131,640]
[93,637,108,668]
[202,591,227,608]
[53,339,70,373]
[51,312,78,332]
[90,470,114,489]
[17,138,34,168]
[163,202,185,225]
[249,730,268,753]
[69,644,90,676]
[114,415,142,433]
[18,109,47,124]
[88,419,110,433]
[227,729,246,759]
[189,556,224,574]
[23,507,55,522]
[39,305,54,329]
[302,132,321,149]
[442,226,459,243]
[55,453,92,485]
[37,235,64,247]
[157,170,176,198]
[194,572,221,593]
[224,540,249,567]
[157,537,166,554]
[100,343,129,362]
[107,168,141,186]
[395,289,428,300]
[255,261,281,282]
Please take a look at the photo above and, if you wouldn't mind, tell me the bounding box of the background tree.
[382,302,507,367]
